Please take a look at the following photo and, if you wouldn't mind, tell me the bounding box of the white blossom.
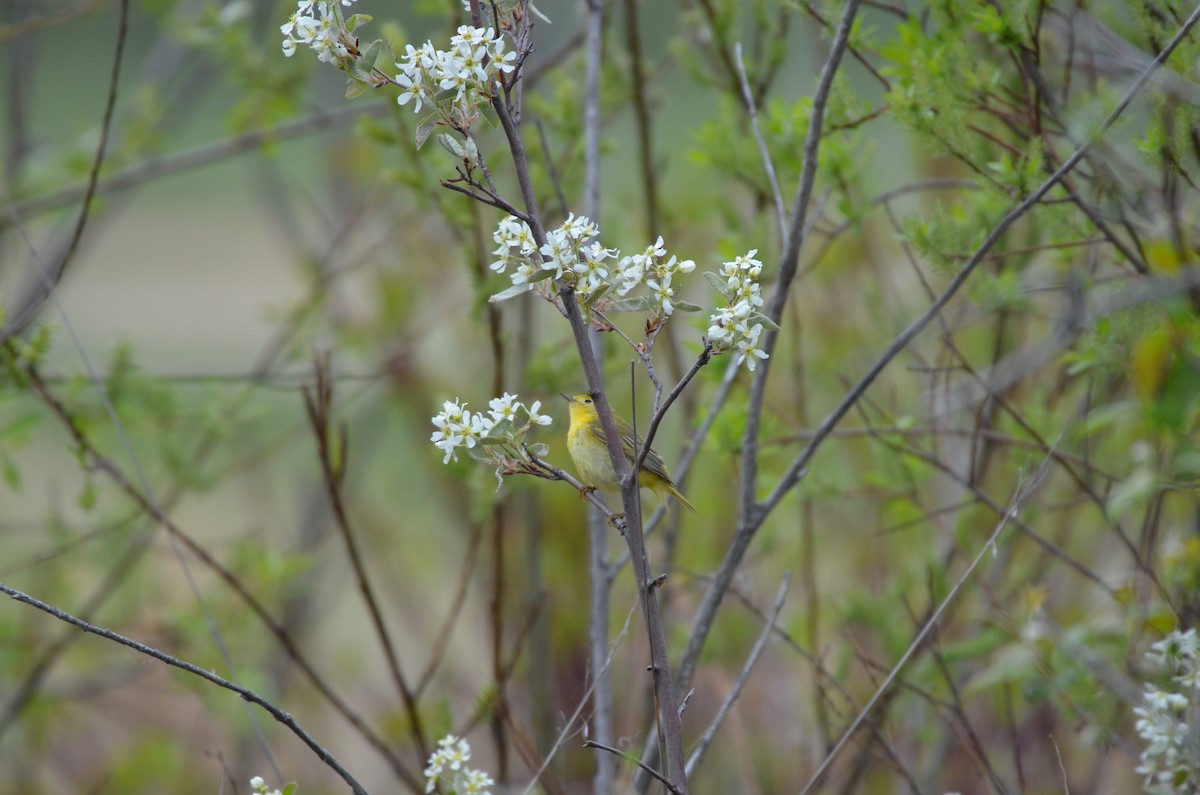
[1135,630,1200,793]
[425,735,494,795]
[647,273,674,315]
[527,401,552,425]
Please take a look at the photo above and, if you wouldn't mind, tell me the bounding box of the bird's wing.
[587,423,673,483]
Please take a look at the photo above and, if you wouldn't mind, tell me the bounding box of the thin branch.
[440,178,531,219]
[739,0,861,521]
[302,354,430,766]
[0,581,369,795]
[414,522,486,697]
[490,75,545,246]
[664,0,863,730]
[524,449,627,523]
[581,0,616,788]
[880,433,1116,598]
[796,0,890,90]
[16,349,421,787]
[558,283,689,792]
[733,41,786,239]
[610,354,741,574]
[761,1,1200,518]
[685,573,791,778]
[519,600,638,795]
[0,100,392,231]
[488,16,688,787]
[623,0,661,237]
[1,0,128,340]
[630,341,714,483]
[0,0,103,42]
[797,455,1051,795]
[584,740,682,795]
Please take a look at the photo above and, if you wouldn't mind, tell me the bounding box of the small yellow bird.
[561,392,696,513]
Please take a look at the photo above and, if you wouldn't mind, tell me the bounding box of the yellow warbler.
[561,392,696,514]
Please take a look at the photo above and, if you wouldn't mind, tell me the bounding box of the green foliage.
[105,736,186,792]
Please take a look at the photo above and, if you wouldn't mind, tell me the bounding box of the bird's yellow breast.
[567,421,621,491]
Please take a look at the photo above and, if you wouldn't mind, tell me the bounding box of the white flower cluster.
[431,393,551,466]
[1135,629,1200,794]
[424,735,494,795]
[490,215,770,370]
[395,26,517,121]
[249,775,290,795]
[280,0,360,64]
[616,236,696,315]
[490,215,695,317]
[706,250,770,371]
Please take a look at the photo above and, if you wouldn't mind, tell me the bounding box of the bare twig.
[19,355,418,786]
[584,740,682,795]
[415,522,486,697]
[623,0,661,237]
[739,0,862,523]
[798,456,1050,794]
[0,581,370,795]
[302,353,430,766]
[1,0,128,341]
[581,0,616,788]
[524,449,627,522]
[519,600,638,795]
[559,283,689,792]
[0,0,103,42]
[733,42,786,238]
[631,341,714,483]
[762,0,1200,519]
[0,101,393,230]
[685,573,791,778]
[656,4,864,748]
[440,178,532,218]
[0,221,420,782]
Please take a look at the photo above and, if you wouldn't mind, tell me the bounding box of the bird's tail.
[665,483,697,514]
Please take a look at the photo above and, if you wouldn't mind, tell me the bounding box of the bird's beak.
[559,392,575,403]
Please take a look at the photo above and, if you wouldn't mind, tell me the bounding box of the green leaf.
[672,300,702,312]
[750,312,781,332]
[415,115,439,149]
[1172,449,1200,478]
[583,283,612,308]
[606,296,656,313]
[527,442,549,457]
[490,283,531,302]
[703,271,729,295]
[477,98,499,129]
[345,79,369,99]
[78,479,98,511]
[437,133,465,158]
[1107,466,1158,520]
[359,38,383,71]
[1,410,40,441]
[963,643,1039,695]
[1153,354,1200,431]
[2,453,19,490]
[345,13,372,33]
